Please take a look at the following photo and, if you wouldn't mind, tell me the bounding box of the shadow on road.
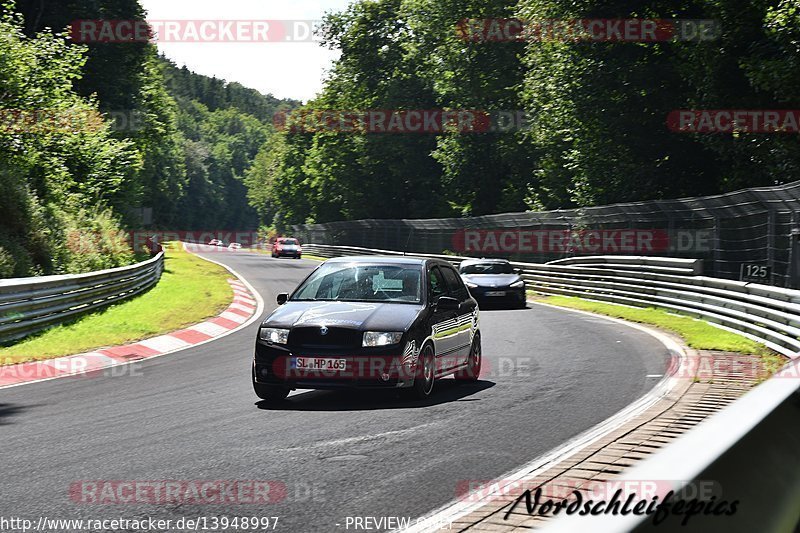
[255,379,495,412]
[0,403,32,425]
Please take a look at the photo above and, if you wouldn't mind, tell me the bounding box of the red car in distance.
[272,237,302,259]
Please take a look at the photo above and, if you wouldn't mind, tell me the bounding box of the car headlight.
[511,280,525,288]
[466,282,478,289]
[260,327,290,344]
[362,331,403,347]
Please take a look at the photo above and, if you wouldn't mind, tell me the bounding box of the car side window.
[428,267,446,301]
[440,265,469,300]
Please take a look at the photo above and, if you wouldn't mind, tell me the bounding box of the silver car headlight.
[260,327,290,344]
[363,331,403,347]
[510,280,525,288]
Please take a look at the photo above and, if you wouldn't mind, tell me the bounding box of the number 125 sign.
[740,263,771,282]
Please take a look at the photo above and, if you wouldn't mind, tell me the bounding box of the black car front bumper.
[254,341,417,390]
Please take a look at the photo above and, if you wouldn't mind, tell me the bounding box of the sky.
[138,0,355,102]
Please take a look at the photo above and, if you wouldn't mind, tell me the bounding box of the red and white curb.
[0,274,262,390]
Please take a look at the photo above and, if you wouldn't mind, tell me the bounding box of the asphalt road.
[0,249,670,532]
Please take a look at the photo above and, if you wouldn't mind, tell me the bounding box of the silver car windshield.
[292,263,422,303]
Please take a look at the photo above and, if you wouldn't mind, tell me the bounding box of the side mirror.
[276,293,289,305]
[436,296,460,311]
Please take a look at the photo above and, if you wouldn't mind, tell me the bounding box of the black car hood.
[263,301,424,331]
[462,273,521,287]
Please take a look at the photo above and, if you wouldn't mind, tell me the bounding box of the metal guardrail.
[302,244,800,359]
[0,252,165,344]
[542,358,800,533]
[304,243,800,531]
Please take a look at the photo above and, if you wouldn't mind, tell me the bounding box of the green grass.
[0,243,233,366]
[535,293,774,355]
[537,294,789,380]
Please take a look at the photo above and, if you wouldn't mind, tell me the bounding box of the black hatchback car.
[252,257,481,402]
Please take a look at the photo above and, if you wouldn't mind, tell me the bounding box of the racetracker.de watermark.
[70,20,323,43]
[0,357,143,384]
[668,354,799,381]
[61,231,263,254]
[0,109,145,134]
[272,109,533,134]
[258,355,532,381]
[451,229,713,254]
[456,478,723,503]
[457,18,720,42]
[667,109,800,133]
[69,481,289,504]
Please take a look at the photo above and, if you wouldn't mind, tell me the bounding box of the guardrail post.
[712,215,721,278]
[791,226,800,289]
[767,210,775,285]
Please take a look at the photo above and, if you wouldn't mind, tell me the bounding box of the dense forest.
[247,0,800,226]
[1,0,798,277]
[1,0,297,276]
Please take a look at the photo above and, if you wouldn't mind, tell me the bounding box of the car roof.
[459,258,511,265]
[324,255,449,267]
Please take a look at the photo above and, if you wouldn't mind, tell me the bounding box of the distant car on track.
[252,256,481,402]
[208,239,222,246]
[228,242,242,250]
[459,258,526,309]
[272,237,302,259]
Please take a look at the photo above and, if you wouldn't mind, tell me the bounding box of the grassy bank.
[536,294,788,379]
[1,243,233,366]
[535,294,773,354]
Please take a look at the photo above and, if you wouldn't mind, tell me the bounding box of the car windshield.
[460,262,513,275]
[281,239,299,245]
[292,263,422,303]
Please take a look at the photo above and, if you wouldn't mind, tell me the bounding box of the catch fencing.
[293,180,800,288]
[0,252,165,344]
[301,244,800,359]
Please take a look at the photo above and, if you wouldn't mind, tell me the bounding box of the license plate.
[292,357,347,371]
[485,291,506,296]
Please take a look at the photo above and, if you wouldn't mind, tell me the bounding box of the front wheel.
[406,344,435,400]
[253,365,290,401]
[253,382,290,402]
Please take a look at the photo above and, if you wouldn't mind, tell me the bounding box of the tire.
[406,344,435,400]
[253,381,290,402]
[458,335,482,382]
[252,365,290,401]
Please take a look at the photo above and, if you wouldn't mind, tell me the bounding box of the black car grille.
[288,326,361,349]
